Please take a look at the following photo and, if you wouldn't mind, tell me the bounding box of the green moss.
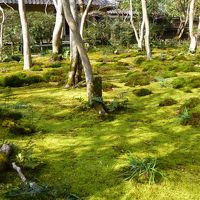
[31,66,43,71]
[133,88,152,96]
[159,98,177,107]
[0,153,7,172]
[121,71,153,87]
[180,97,200,111]
[171,77,186,89]
[102,82,118,91]
[189,76,200,88]
[134,56,145,65]
[0,108,22,121]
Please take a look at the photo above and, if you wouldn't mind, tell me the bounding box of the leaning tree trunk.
[52,0,64,54]
[62,0,93,102]
[141,0,151,60]
[189,0,197,53]
[18,0,32,70]
[80,0,93,38]
[0,6,4,61]
[177,3,190,39]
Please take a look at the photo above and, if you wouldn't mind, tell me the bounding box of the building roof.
[0,0,117,7]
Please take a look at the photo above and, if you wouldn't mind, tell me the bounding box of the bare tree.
[18,0,32,70]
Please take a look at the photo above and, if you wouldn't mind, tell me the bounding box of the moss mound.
[189,76,200,88]
[181,112,200,127]
[180,97,200,112]
[102,82,118,91]
[0,108,22,121]
[134,56,146,65]
[171,77,186,89]
[133,88,152,97]
[122,71,153,87]
[159,98,177,107]
[1,73,44,87]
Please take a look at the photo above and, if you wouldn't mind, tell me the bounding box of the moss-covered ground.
[0,47,200,199]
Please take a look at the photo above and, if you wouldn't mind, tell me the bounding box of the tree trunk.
[189,0,197,53]
[80,0,93,38]
[141,0,151,60]
[177,3,190,39]
[0,6,4,61]
[18,0,32,70]
[52,0,64,54]
[62,0,93,102]
[65,0,81,88]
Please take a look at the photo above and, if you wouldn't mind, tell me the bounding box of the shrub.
[159,98,177,107]
[133,88,152,97]
[171,77,186,89]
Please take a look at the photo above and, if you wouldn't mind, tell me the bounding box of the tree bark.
[188,0,197,53]
[141,0,151,60]
[80,0,93,38]
[129,0,144,50]
[18,0,32,70]
[52,0,64,54]
[62,0,93,102]
[66,0,81,88]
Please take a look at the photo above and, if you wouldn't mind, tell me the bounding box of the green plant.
[15,141,38,169]
[124,157,163,184]
[178,108,191,125]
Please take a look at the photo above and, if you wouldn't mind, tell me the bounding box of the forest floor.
[0,46,200,200]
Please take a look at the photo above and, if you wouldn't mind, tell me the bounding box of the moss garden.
[0,47,200,200]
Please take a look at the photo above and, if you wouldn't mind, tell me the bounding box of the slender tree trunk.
[18,0,32,70]
[189,0,197,53]
[177,3,190,39]
[62,0,93,102]
[80,0,93,38]
[52,0,64,54]
[65,0,80,88]
[0,6,4,61]
[129,0,145,50]
[141,0,151,60]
